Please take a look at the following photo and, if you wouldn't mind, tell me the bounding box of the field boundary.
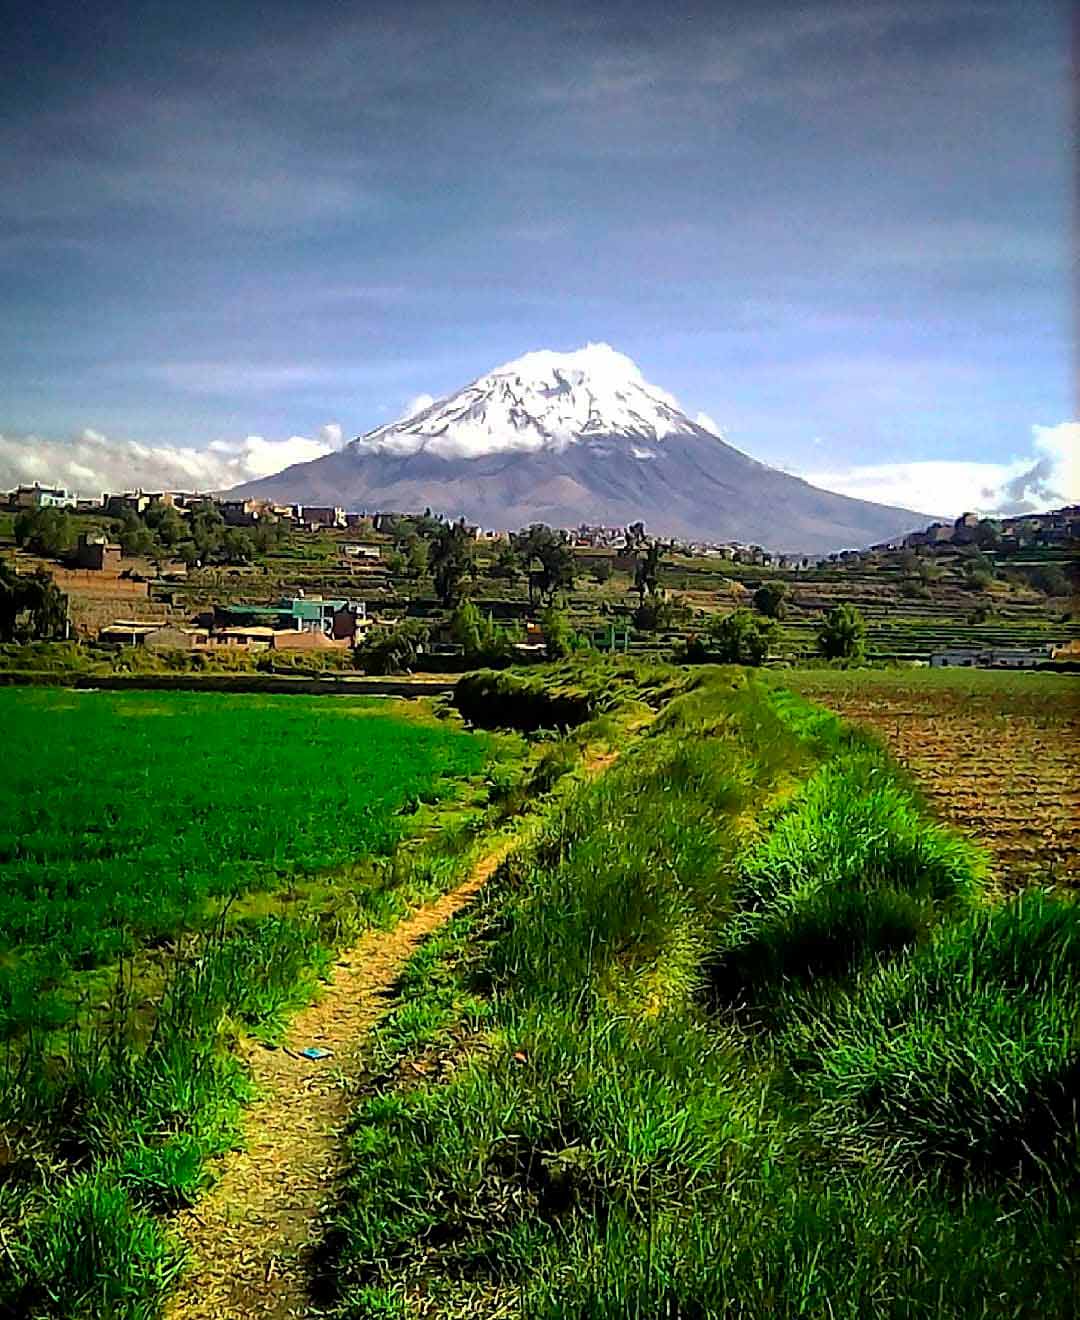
[165,740,623,1318]
[0,670,459,696]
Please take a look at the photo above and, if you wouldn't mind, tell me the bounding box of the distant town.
[2,478,1077,673]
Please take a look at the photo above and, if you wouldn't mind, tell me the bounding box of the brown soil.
[800,681,1080,892]
[164,841,513,1320]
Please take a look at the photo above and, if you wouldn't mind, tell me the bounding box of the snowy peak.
[225,342,928,552]
[352,343,713,460]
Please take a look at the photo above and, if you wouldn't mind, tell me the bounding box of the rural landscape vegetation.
[2,1,1076,1316]
[0,488,1077,1317]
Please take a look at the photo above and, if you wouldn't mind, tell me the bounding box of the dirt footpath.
[165,842,513,1320]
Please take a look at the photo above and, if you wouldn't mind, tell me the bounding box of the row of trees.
[426,521,578,608]
[689,602,867,666]
[357,598,579,675]
[13,503,289,568]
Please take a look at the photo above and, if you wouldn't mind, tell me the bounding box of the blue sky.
[0,0,1074,513]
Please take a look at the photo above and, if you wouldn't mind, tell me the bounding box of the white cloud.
[401,393,435,420]
[695,410,722,435]
[0,423,347,498]
[2,418,1074,521]
[803,422,1079,518]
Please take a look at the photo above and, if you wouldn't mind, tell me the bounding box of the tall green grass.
[319,667,1077,1319]
[455,658,686,732]
[0,814,512,1318]
[787,891,1080,1184]
[710,747,984,1006]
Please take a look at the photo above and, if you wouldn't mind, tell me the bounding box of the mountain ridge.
[226,345,930,553]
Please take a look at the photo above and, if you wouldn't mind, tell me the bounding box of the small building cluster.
[99,595,371,653]
[870,507,1080,553]
[929,646,1057,670]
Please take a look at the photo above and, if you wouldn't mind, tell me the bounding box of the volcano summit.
[226,345,925,553]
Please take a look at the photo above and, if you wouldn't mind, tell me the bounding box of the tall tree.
[13,507,74,559]
[431,519,475,606]
[143,502,187,549]
[633,542,663,605]
[190,503,226,562]
[222,528,255,564]
[752,580,789,619]
[514,525,575,606]
[0,564,68,641]
[707,608,774,666]
[490,541,522,583]
[405,535,429,577]
[113,511,156,558]
[540,604,573,659]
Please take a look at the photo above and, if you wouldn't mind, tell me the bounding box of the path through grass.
[315,666,1080,1319]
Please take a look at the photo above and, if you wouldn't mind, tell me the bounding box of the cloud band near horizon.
[1,421,1075,524]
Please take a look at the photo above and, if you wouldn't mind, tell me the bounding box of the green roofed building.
[212,596,365,641]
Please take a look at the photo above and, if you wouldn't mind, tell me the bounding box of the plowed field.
[784,669,1080,892]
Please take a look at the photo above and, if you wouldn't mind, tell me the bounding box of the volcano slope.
[226,344,926,554]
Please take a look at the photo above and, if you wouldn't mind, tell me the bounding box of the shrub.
[707,609,775,665]
[449,599,515,665]
[455,669,595,731]
[357,620,431,675]
[817,603,866,661]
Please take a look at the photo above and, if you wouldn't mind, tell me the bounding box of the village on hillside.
[2,479,1078,672]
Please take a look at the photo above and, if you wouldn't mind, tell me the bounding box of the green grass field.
[0,689,494,1038]
[4,661,1077,1318]
[0,688,516,1318]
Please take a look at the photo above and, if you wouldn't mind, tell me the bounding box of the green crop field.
[0,689,493,1037]
[0,687,514,1318]
[3,661,1077,1318]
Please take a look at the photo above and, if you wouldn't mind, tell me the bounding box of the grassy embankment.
[0,640,361,678]
[0,689,537,1318]
[316,664,1079,1318]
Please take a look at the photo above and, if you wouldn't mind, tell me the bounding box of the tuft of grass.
[708,747,985,1006]
[2,1171,183,1319]
[788,891,1080,1185]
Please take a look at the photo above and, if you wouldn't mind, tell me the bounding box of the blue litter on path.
[299,1046,333,1060]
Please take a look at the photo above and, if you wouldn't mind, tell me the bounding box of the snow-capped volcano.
[226,345,928,553]
[356,344,696,460]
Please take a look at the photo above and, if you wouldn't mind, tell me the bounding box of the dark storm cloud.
[0,0,1070,499]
